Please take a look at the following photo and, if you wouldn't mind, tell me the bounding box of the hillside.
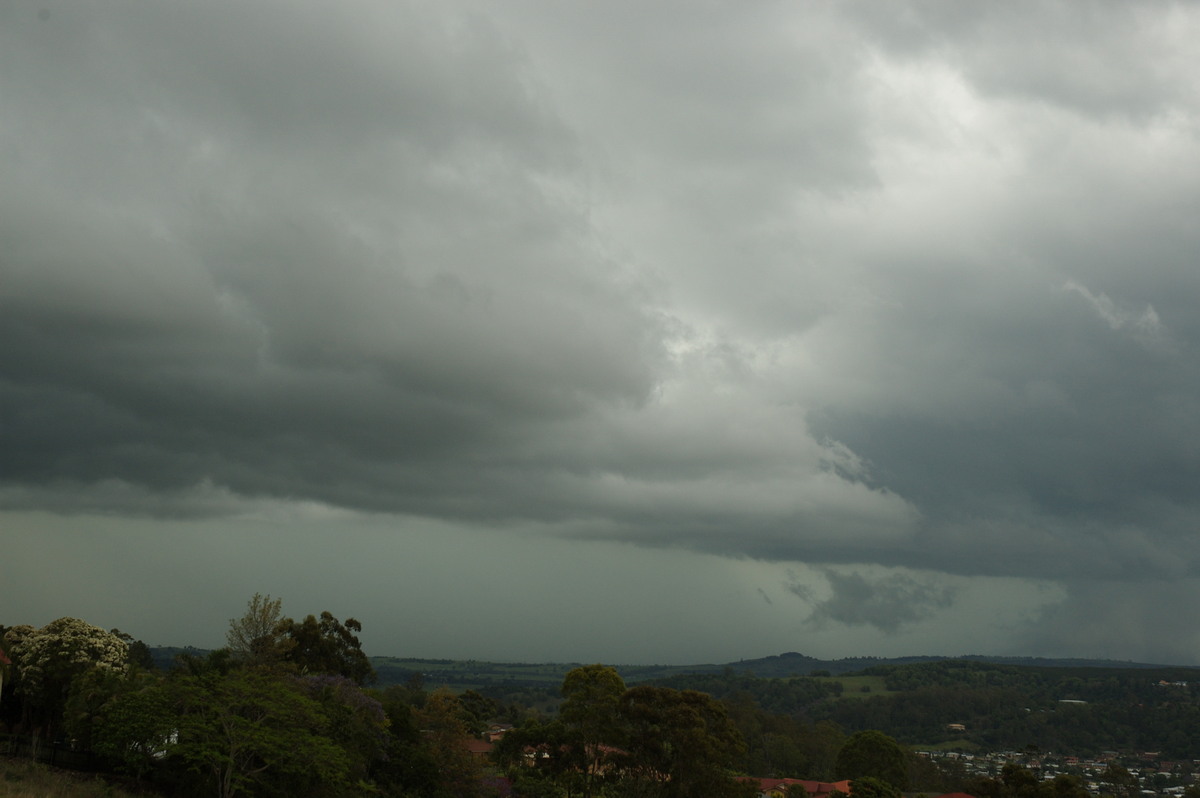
[149,647,1200,757]
[362,650,1188,691]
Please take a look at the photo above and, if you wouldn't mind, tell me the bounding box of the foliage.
[493,669,751,798]
[90,682,177,779]
[834,730,909,789]
[30,610,1200,798]
[62,666,130,751]
[5,618,129,738]
[416,689,491,798]
[649,670,839,716]
[851,776,902,798]
[721,691,844,779]
[615,685,749,798]
[1101,763,1140,798]
[297,674,389,784]
[808,662,1200,757]
[966,764,1089,798]
[559,664,625,798]
[0,758,143,798]
[169,669,351,798]
[226,593,290,668]
[374,689,443,796]
[278,612,375,686]
[1,611,499,798]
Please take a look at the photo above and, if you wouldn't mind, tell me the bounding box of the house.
[486,723,514,742]
[463,737,494,760]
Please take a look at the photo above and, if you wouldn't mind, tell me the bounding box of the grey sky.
[4,0,1200,665]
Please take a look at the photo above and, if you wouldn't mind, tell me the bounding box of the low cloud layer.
[5,1,1200,663]
[791,569,959,635]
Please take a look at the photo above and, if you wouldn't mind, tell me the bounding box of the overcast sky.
[5,0,1200,666]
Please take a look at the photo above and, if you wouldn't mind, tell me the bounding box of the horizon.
[142,641,1199,672]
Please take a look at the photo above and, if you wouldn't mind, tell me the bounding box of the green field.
[813,674,895,698]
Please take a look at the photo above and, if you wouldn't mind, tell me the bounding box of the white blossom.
[5,618,129,704]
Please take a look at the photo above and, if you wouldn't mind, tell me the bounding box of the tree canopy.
[834,730,909,789]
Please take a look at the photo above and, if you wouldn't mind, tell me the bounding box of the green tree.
[834,730,909,789]
[492,718,575,797]
[226,593,290,668]
[459,688,501,733]
[852,776,903,798]
[375,689,442,797]
[560,664,626,798]
[170,669,351,798]
[969,766,1088,798]
[108,628,156,672]
[298,674,389,786]
[1101,763,1140,798]
[91,682,177,780]
[417,689,490,798]
[127,639,157,671]
[616,685,749,798]
[1045,773,1090,798]
[999,762,1040,798]
[63,666,130,750]
[278,612,375,686]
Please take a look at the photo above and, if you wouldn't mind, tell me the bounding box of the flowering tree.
[4,617,129,738]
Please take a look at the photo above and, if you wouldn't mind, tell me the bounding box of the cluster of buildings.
[917,749,1198,796]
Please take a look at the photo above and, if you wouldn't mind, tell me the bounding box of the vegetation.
[0,602,500,797]
[0,757,143,798]
[7,606,1200,797]
[834,730,909,788]
[493,666,755,798]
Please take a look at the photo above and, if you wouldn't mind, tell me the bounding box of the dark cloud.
[4,0,1200,663]
[791,569,959,634]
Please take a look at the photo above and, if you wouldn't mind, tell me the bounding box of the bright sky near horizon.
[5,1,1200,665]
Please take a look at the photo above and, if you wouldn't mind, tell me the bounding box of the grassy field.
[814,674,895,698]
[0,758,145,798]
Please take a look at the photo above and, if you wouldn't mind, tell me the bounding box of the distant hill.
[718,651,1180,678]
[149,645,211,671]
[146,646,1200,757]
[363,650,1190,690]
[149,647,1187,688]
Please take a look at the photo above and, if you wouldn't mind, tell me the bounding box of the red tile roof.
[464,738,494,756]
[740,777,853,797]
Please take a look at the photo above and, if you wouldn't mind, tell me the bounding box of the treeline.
[11,603,1200,797]
[491,665,951,798]
[640,659,1200,759]
[814,661,1200,756]
[0,597,518,797]
[0,602,976,798]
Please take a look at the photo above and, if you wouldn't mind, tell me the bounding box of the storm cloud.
[5,0,1200,664]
